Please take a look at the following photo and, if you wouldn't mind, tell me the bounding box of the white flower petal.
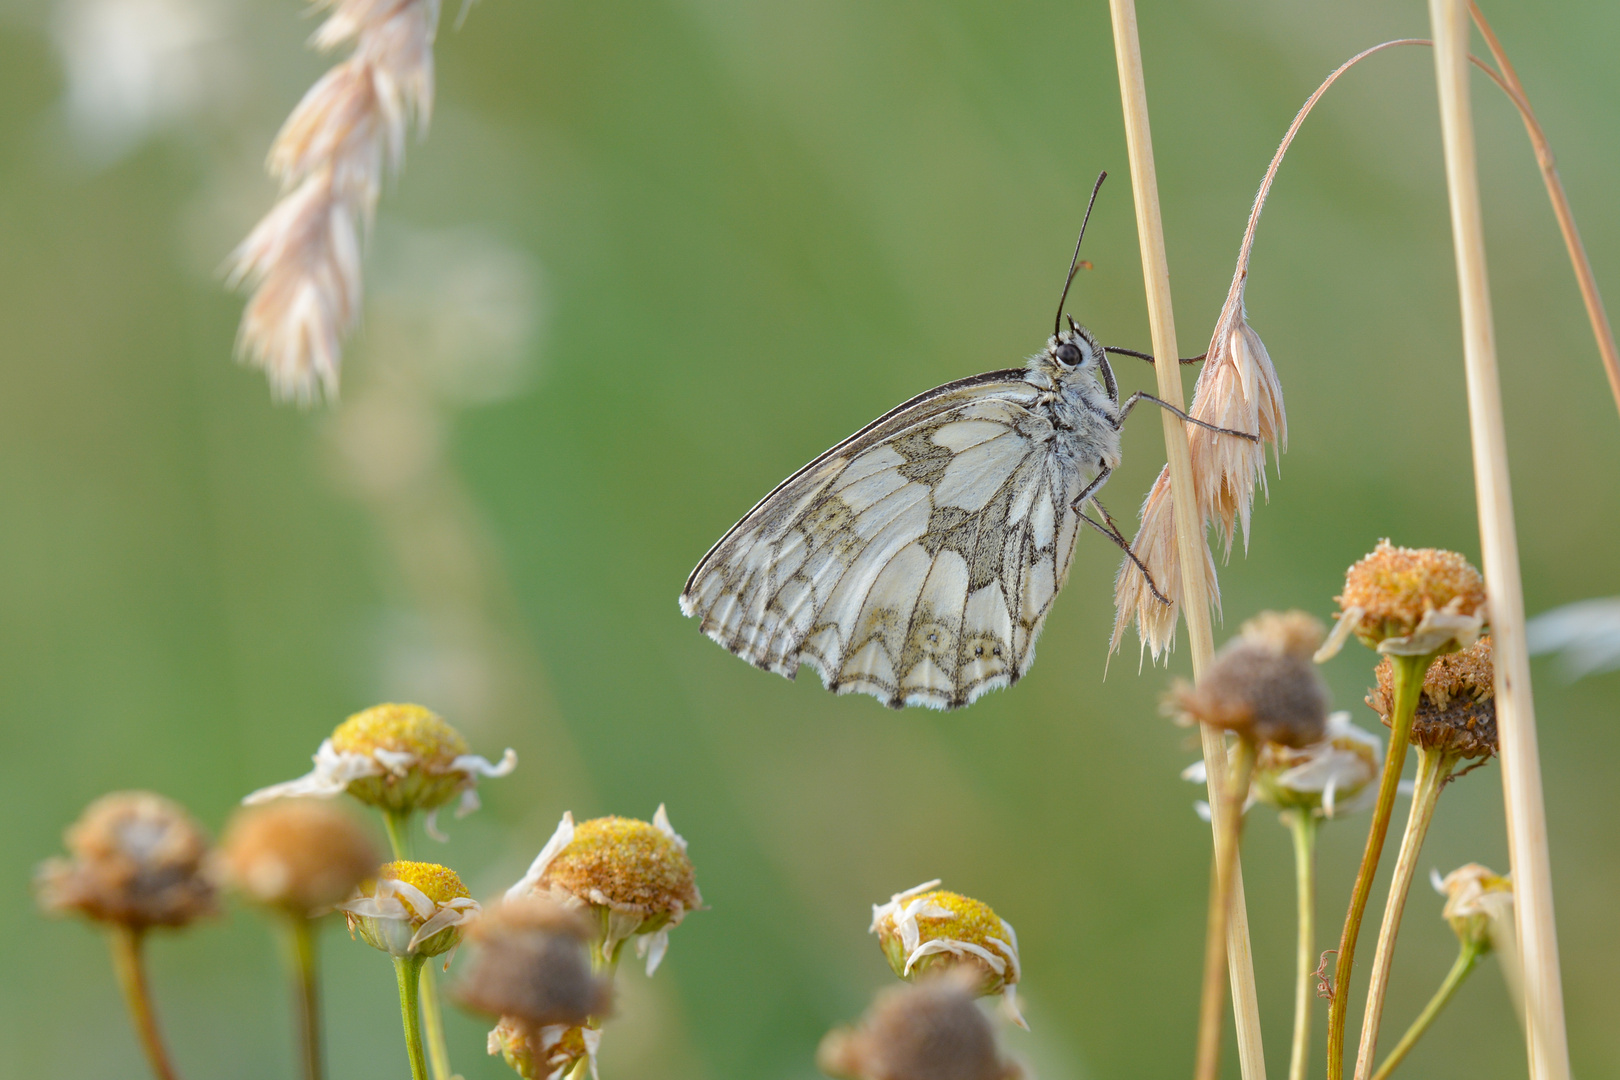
[242,739,383,804]
[372,747,418,775]
[506,812,576,901]
[424,809,449,842]
[1430,868,1447,895]
[582,1027,602,1080]
[1193,800,1213,822]
[1181,760,1208,783]
[638,927,670,976]
[1002,985,1029,1031]
[651,803,689,853]
[384,878,437,920]
[1315,606,1364,662]
[408,899,476,951]
[450,748,517,778]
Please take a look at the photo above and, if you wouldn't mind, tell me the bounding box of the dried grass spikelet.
[36,791,219,930]
[817,968,1021,1080]
[227,0,444,402]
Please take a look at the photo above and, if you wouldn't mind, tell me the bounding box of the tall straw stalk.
[1106,2,1266,1077]
[1427,3,1571,1078]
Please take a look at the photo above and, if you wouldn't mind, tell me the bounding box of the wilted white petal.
[637,927,670,976]
[451,748,517,778]
[506,812,576,901]
[242,739,383,804]
[383,877,437,920]
[651,803,688,852]
[1314,607,1364,662]
[1528,596,1620,678]
[423,808,448,842]
[1002,985,1029,1031]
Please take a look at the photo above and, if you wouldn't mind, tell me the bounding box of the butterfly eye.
[1056,342,1084,367]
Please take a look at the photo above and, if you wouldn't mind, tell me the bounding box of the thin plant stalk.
[1354,748,1455,1079]
[1195,739,1257,1080]
[1105,0,1266,1073]
[109,926,183,1080]
[1469,2,1620,418]
[1284,810,1318,1080]
[286,916,324,1080]
[1326,654,1429,1080]
[1369,942,1483,1080]
[1428,3,1571,1077]
[393,954,431,1080]
[419,967,453,1080]
[382,810,413,862]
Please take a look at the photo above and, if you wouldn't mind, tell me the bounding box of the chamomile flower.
[339,860,480,960]
[1184,711,1384,820]
[244,703,516,834]
[870,881,1025,1029]
[506,806,700,975]
[1432,863,1513,953]
[1317,541,1487,661]
[488,1018,601,1080]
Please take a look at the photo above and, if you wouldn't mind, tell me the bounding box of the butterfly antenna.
[1054,171,1107,338]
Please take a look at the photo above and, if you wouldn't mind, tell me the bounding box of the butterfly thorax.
[1028,325,1123,481]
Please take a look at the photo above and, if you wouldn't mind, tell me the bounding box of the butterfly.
[680,175,1254,709]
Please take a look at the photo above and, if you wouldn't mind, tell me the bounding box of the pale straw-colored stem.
[1353,748,1454,1080]
[1285,810,1318,1080]
[1368,942,1482,1080]
[110,926,183,1080]
[1106,3,1265,1076]
[1428,4,1571,1079]
[1469,2,1620,419]
[1196,739,1256,1080]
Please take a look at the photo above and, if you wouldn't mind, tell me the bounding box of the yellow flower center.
[331,703,468,766]
[907,891,1010,957]
[378,860,471,909]
[1338,541,1485,632]
[545,816,697,916]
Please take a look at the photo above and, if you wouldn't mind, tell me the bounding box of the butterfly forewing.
[681,369,1088,709]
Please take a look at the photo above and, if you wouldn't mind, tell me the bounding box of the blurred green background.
[1,0,1617,1077]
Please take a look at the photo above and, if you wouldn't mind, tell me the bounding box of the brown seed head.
[457,898,612,1026]
[219,799,381,917]
[1336,541,1486,649]
[1169,611,1330,748]
[817,970,1019,1080]
[36,791,218,930]
[1367,637,1498,761]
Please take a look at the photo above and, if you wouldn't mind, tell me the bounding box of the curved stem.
[1195,738,1256,1080]
[1369,943,1482,1080]
[109,926,183,1080]
[1354,747,1455,1079]
[382,810,413,862]
[286,916,323,1080]
[1326,653,1432,1080]
[1285,810,1318,1080]
[419,964,454,1080]
[392,954,430,1080]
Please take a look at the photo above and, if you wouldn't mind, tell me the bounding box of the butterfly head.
[1042,318,1118,402]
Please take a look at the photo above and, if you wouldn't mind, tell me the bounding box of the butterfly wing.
[680,370,1087,709]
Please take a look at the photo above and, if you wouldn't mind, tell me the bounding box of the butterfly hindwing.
[681,369,1088,709]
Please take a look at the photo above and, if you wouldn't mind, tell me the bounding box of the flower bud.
[36,791,218,931]
[1367,636,1497,762]
[456,898,612,1027]
[817,970,1020,1080]
[869,881,1024,1029]
[1169,610,1330,748]
[1432,863,1512,953]
[506,805,700,975]
[487,1017,600,1080]
[219,799,381,917]
[1318,541,1487,659]
[244,703,516,827]
[339,860,479,959]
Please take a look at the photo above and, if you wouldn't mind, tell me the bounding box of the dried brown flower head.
[817,970,1020,1080]
[36,791,218,930]
[1367,636,1497,761]
[507,806,701,975]
[219,799,381,917]
[1169,610,1330,748]
[456,898,612,1027]
[1317,541,1487,659]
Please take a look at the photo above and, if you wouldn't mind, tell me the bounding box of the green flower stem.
[392,954,430,1080]
[1326,652,1433,1080]
[109,926,182,1080]
[285,916,324,1080]
[1369,942,1482,1080]
[1194,737,1256,1080]
[1284,809,1319,1080]
[1354,746,1456,1080]
[418,964,454,1080]
[382,809,413,862]
[564,1058,592,1080]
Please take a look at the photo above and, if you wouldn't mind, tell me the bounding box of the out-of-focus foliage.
[1,1,1616,1078]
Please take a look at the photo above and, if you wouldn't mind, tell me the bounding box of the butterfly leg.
[1078,499,1171,606]
[1116,391,1260,442]
[1104,346,1207,365]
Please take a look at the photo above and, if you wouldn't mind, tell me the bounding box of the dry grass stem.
[1427,2,1570,1077]
[228,0,443,402]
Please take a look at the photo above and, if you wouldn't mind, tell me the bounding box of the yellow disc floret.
[332,703,468,766]
[343,860,478,958]
[381,860,472,906]
[545,816,699,920]
[871,882,1021,1022]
